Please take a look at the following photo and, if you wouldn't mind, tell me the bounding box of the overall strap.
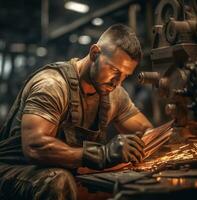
[55,62,82,126]
[99,95,111,131]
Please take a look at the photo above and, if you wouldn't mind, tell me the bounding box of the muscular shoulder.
[31,68,66,87]
[22,68,69,124]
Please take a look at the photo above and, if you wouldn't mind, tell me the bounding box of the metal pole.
[41,0,49,42]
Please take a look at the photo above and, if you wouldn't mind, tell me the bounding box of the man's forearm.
[23,136,83,169]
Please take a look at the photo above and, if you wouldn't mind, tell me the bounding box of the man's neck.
[75,56,97,95]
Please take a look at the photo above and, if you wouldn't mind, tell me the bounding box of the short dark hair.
[97,24,142,62]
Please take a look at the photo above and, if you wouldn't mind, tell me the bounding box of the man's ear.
[89,44,101,62]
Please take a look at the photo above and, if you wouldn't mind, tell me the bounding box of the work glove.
[82,134,145,170]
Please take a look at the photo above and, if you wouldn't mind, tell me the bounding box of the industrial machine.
[77,1,197,199]
[139,0,197,134]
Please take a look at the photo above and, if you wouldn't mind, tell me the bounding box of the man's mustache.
[96,82,116,87]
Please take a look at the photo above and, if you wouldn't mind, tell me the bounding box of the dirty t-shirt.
[22,68,139,128]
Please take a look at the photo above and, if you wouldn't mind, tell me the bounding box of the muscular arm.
[21,114,83,169]
[115,112,153,134]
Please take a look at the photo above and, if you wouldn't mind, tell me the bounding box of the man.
[0,24,152,200]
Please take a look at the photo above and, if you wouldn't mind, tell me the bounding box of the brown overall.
[0,61,110,200]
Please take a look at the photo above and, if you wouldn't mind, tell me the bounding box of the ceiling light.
[92,18,104,26]
[0,104,8,118]
[3,55,12,79]
[64,1,89,13]
[78,35,91,45]
[69,34,78,43]
[36,47,47,57]
[14,55,26,69]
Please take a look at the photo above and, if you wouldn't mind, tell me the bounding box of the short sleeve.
[112,87,140,124]
[22,69,68,125]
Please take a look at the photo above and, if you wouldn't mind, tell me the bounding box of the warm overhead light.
[92,18,104,26]
[64,1,89,13]
[78,35,91,45]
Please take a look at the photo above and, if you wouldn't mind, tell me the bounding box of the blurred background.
[0,0,160,128]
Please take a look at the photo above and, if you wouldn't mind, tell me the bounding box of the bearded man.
[0,24,152,200]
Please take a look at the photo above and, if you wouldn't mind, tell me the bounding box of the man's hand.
[82,134,145,170]
[106,134,145,164]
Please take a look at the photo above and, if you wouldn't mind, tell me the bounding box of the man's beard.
[89,58,115,96]
[94,82,116,96]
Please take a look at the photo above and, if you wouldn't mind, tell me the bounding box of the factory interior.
[0,0,197,199]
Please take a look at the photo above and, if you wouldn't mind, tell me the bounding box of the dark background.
[0,0,161,128]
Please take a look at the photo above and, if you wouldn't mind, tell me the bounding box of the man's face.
[90,47,138,95]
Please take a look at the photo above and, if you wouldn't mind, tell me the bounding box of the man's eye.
[111,67,119,73]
